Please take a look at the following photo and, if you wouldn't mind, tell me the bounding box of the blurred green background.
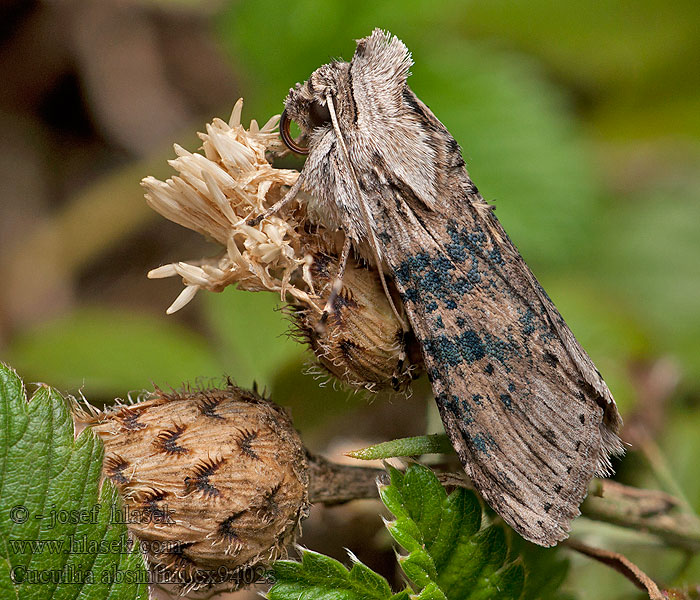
[1,0,699,597]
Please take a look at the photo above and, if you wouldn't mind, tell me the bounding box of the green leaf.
[269,462,569,600]
[398,550,438,588]
[0,362,148,599]
[381,464,523,600]
[467,561,525,600]
[3,307,223,396]
[268,549,404,600]
[413,583,448,600]
[347,435,454,460]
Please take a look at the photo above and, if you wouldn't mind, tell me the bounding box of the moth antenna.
[325,92,408,330]
[246,172,305,227]
[318,235,352,332]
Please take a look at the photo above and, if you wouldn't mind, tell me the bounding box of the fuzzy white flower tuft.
[142,99,320,314]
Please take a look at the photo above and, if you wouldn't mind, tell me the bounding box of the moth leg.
[391,345,406,391]
[246,175,303,227]
[318,234,352,333]
[324,91,408,331]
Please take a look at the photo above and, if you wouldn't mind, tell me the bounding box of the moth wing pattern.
[378,187,622,545]
[284,29,623,546]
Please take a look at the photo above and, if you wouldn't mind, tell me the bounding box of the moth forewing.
[282,28,623,547]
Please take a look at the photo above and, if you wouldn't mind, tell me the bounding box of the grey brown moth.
[275,29,624,547]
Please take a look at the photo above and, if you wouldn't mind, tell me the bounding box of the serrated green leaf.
[413,582,448,600]
[379,469,409,519]
[269,463,567,600]
[386,519,423,553]
[467,561,525,600]
[382,464,525,600]
[268,549,396,600]
[427,489,482,579]
[301,549,354,580]
[393,465,446,545]
[398,550,437,587]
[440,521,505,599]
[348,558,394,598]
[0,363,148,600]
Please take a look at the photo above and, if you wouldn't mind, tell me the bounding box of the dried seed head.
[85,384,309,587]
[291,253,422,392]
[142,100,423,392]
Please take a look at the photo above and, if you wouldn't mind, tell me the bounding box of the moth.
[273,29,623,546]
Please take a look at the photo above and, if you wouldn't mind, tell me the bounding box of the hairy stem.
[307,454,387,504]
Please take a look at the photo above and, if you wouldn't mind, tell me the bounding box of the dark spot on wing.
[422,330,486,367]
[543,429,557,445]
[543,352,558,367]
[470,433,489,454]
[499,393,513,411]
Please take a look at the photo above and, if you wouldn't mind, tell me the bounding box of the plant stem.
[308,458,700,551]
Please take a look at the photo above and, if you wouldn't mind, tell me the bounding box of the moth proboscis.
[275,28,623,547]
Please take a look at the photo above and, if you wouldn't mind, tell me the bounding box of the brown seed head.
[290,251,422,393]
[85,384,309,587]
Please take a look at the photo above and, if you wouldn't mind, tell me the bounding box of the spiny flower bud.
[291,253,421,393]
[83,384,309,587]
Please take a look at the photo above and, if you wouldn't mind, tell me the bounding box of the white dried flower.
[142,99,318,314]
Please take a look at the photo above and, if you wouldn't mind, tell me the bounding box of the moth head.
[281,62,348,154]
[281,29,413,155]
